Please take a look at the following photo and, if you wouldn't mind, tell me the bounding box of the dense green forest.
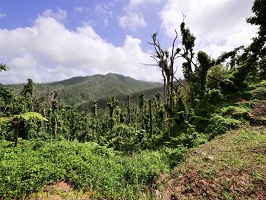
[0,0,265,199]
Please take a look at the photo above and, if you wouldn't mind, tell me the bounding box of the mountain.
[6,73,164,109]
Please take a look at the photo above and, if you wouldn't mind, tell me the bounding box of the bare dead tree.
[148,31,183,117]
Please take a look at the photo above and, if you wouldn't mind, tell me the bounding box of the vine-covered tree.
[246,0,266,79]
[149,21,213,111]
[180,22,214,102]
[215,0,265,87]
[107,96,118,118]
[91,100,98,117]
[21,78,34,98]
[20,78,35,111]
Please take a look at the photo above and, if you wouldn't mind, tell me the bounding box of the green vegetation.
[0,0,265,199]
[156,126,266,199]
[0,139,181,199]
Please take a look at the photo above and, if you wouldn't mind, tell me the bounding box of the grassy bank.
[156,126,266,199]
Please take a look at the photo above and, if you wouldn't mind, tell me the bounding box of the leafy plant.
[0,139,175,199]
[0,112,47,146]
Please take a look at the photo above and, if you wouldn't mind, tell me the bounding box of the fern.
[15,112,48,122]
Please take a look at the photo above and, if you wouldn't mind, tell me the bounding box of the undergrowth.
[0,139,185,199]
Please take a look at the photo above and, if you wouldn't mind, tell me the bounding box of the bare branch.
[140,63,158,67]
[182,11,186,22]
[174,76,187,90]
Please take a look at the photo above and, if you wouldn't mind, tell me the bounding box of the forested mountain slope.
[6,73,163,108]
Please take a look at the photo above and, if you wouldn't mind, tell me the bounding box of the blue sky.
[0,0,258,84]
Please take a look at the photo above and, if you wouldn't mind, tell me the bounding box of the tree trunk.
[14,121,20,147]
[127,96,131,124]
[149,99,153,138]
[53,116,57,135]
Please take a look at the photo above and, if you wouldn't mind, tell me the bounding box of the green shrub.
[251,82,266,98]
[189,115,209,133]
[0,139,172,199]
[220,105,251,120]
[169,121,204,148]
[206,114,242,139]
[160,147,187,169]
[102,124,145,152]
[206,89,224,104]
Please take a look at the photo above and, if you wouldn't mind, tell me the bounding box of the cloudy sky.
[0,0,258,84]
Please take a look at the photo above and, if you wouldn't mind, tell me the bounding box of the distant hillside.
[5,73,164,109]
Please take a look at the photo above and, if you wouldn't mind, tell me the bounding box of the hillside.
[153,99,266,199]
[6,73,163,108]
[155,125,266,200]
[19,126,265,200]
[1,78,266,200]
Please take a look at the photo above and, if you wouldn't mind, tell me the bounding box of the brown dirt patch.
[245,100,266,125]
[43,181,73,193]
[26,181,93,200]
[252,100,266,117]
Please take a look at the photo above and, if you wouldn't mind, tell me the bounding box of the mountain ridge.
[5,72,164,109]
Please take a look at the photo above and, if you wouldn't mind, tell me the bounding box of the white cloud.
[159,0,258,58]
[119,12,146,31]
[41,8,67,21]
[74,4,113,27]
[0,10,157,84]
[129,0,162,7]
[118,0,163,31]
[95,2,114,26]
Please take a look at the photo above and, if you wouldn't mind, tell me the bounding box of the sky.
[0,0,258,84]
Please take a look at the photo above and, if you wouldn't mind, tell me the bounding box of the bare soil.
[247,100,266,125]
[27,181,92,200]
